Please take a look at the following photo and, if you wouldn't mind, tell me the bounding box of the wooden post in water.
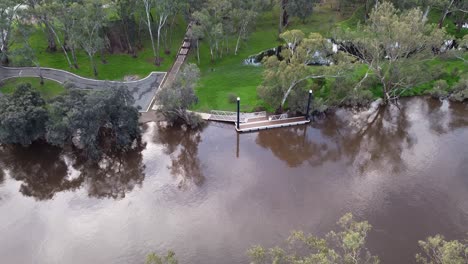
[237,97,240,130]
[306,90,313,120]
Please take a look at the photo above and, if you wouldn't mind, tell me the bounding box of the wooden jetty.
[202,91,314,133]
[235,115,310,133]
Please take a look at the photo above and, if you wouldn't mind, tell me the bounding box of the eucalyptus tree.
[188,23,203,64]
[286,0,317,23]
[192,0,231,61]
[435,0,468,28]
[74,0,107,77]
[13,25,44,84]
[163,0,186,54]
[154,0,173,65]
[142,0,156,62]
[258,30,339,112]
[339,2,446,103]
[231,0,269,55]
[0,0,22,65]
[51,0,82,68]
[111,0,140,56]
[24,0,58,52]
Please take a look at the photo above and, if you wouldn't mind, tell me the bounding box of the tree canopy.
[0,83,141,162]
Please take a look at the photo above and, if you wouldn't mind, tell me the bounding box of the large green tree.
[258,30,339,112]
[340,2,446,103]
[0,84,48,145]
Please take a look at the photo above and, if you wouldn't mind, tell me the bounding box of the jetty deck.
[236,116,310,133]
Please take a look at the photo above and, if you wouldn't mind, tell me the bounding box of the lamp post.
[236,97,240,130]
[306,90,313,121]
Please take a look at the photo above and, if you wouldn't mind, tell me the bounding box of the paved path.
[0,66,166,111]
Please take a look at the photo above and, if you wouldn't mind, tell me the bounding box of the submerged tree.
[146,251,178,264]
[157,63,203,128]
[248,213,380,264]
[46,86,141,161]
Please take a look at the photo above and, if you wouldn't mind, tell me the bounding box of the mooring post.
[237,97,241,130]
[306,90,313,120]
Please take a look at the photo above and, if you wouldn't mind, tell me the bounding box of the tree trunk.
[156,15,168,66]
[197,39,200,64]
[439,0,454,28]
[278,0,289,35]
[235,31,242,55]
[90,55,98,77]
[46,25,57,52]
[145,4,157,58]
[48,24,73,69]
[156,25,161,66]
[0,46,9,65]
[422,6,431,22]
[169,16,176,53]
[71,47,79,69]
[100,48,107,64]
[456,13,466,33]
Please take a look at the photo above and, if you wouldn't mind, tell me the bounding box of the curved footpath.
[0,66,166,112]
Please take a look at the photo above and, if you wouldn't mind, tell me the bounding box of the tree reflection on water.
[153,126,205,189]
[255,101,423,174]
[0,142,146,200]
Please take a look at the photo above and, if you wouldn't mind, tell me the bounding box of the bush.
[227,93,238,104]
[427,80,450,99]
[449,78,468,102]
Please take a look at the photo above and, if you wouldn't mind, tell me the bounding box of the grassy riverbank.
[191,4,467,112]
[0,77,65,99]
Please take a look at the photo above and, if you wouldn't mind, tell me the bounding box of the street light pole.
[237,97,240,130]
[306,90,313,121]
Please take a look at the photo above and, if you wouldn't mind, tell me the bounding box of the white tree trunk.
[156,14,168,65]
[144,0,157,58]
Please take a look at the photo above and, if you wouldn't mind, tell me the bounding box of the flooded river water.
[0,97,467,264]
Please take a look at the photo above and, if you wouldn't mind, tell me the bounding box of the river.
[0,97,467,264]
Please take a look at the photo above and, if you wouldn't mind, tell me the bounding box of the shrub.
[428,80,450,99]
[449,78,468,102]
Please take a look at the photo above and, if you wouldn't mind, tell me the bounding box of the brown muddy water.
[0,98,467,264]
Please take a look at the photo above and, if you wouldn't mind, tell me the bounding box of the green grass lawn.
[0,77,66,99]
[10,17,187,81]
[191,4,347,112]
